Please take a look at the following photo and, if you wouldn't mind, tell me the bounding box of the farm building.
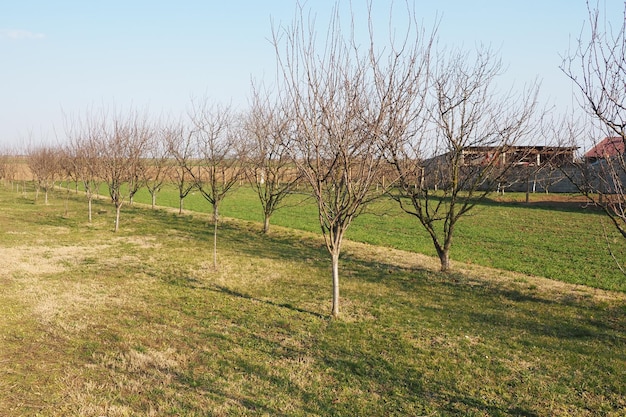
[460,145,578,167]
[578,136,626,194]
[421,145,580,193]
[584,136,626,163]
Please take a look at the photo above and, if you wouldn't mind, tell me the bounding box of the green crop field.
[1,184,625,416]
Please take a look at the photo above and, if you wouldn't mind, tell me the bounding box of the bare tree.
[244,84,302,233]
[80,139,103,223]
[0,146,18,190]
[174,99,244,268]
[165,121,195,215]
[385,46,539,272]
[27,144,61,204]
[561,1,626,238]
[0,152,8,187]
[59,142,82,216]
[64,112,104,223]
[59,145,80,193]
[272,1,435,316]
[143,123,172,209]
[98,109,151,232]
[127,131,151,206]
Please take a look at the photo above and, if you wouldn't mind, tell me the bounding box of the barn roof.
[584,136,625,159]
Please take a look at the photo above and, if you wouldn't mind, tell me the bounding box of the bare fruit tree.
[385,46,539,272]
[273,2,434,317]
[143,123,172,209]
[97,109,151,232]
[561,1,626,238]
[0,146,18,189]
[165,121,195,215]
[59,145,81,194]
[64,111,106,222]
[175,99,244,268]
[28,144,61,204]
[244,84,302,234]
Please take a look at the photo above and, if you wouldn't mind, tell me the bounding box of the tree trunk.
[263,214,271,234]
[114,202,121,232]
[437,248,450,272]
[331,251,340,317]
[212,203,219,223]
[88,197,92,223]
[151,193,156,209]
[213,215,218,269]
[213,202,219,268]
[179,197,184,214]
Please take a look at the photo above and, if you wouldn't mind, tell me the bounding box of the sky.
[0,0,623,149]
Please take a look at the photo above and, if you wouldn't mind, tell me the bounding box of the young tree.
[64,113,103,223]
[98,110,151,232]
[80,139,103,223]
[0,152,8,187]
[561,1,626,238]
[28,144,61,204]
[127,135,150,206]
[165,121,195,215]
[59,145,80,194]
[273,2,434,316]
[385,46,539,272]
[175,99,244,268]
[143,124,172,209]
[0,146,18,189]
[244,84,301,233]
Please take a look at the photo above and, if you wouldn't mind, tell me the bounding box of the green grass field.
[1,184,625,416]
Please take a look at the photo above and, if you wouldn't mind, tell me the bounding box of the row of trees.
[1,1,623,317]
[0,99,306,270]
[1,6,539,318]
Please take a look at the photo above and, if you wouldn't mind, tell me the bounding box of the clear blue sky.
[0,0,622,149]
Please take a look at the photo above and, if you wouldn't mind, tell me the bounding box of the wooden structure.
[460,146,578,167]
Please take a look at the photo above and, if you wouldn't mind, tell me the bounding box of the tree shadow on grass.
[206,284,326,320]
[437,393,541,417]
[143,208,321,260]
[480,195,601,215]
[174,369,295,417]
[440,279,626,355]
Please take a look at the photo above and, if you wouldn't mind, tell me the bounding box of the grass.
[130,184,626,292]
[1,184,625,416]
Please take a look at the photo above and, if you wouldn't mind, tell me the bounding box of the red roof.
[584,136,625,159]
